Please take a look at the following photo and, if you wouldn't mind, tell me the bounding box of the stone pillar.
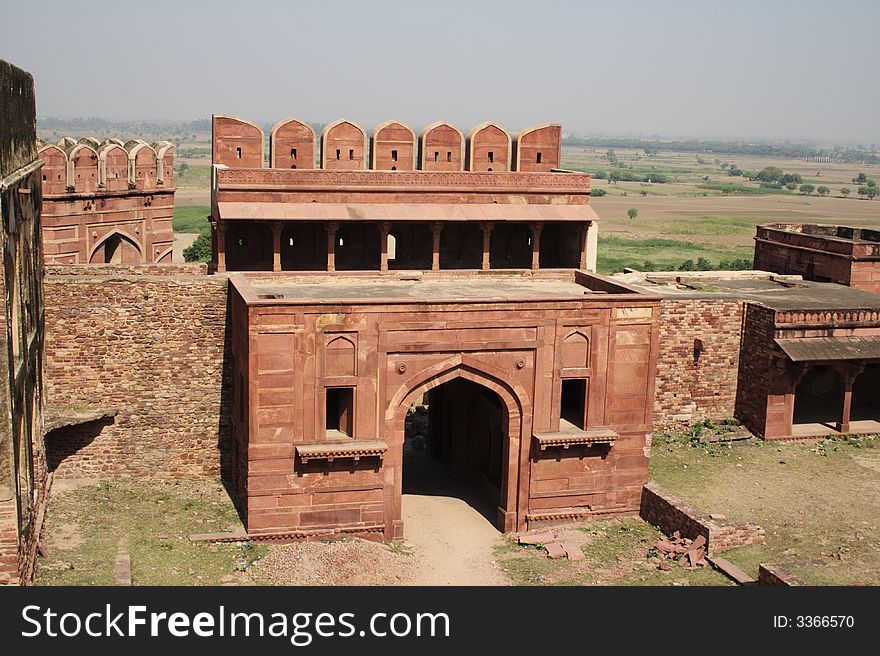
[481,222,494,271]
[216,220,227,273]
[379,222,390,272]
[431,222,443,271]
[581,221,598,272]
[271,221,283,272]
[530,222,543,270]
[326,221,338,272]
[836,364,864,434]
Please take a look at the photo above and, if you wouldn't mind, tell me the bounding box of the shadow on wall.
[45,417,116,474]
[219,289,242,525]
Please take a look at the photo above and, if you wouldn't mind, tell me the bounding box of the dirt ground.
[251,493,510,586]
[650,430,880,585]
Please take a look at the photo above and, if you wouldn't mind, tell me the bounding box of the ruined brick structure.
[43,264,230,480]
[754,223,880,294]
[617,270,880,439]
[0,61,48,585]
[36,137,175,264]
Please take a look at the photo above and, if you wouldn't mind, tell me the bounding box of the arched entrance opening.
[793,365,843,428]
[90,232,141,264]
[402,378,506,525]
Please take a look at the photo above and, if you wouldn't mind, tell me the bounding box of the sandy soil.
[400,493,510,585]
[253,445,511,586]
[173,232,198,263]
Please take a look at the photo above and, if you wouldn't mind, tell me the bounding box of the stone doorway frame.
[383,354,532,540]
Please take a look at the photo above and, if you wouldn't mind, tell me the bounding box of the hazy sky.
[3,0,878,142]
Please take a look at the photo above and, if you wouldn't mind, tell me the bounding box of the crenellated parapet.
[35,136,176,265]
[213,115,563,173]
[37,136,175,194]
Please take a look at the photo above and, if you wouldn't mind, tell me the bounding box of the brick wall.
[640,482,764,555]
[43,265,232,480]
[654,299,744,428]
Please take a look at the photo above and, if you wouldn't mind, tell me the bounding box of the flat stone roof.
[614,270,880,311]
[232,271,655,305]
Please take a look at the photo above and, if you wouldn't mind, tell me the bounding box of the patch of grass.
[174,163,211,188]
[496,517,732,586]
[493,541,567,585]
[173,205,210,234]
[650,431,880,585]
[596,235,753,274]
[628,215,764,238]
[696,181,791,195]
[36,480,267,586]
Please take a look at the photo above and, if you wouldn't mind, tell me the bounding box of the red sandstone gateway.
[212,115,661,540]
[229,271,660,539]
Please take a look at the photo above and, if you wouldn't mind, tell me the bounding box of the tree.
[640,190,648,197]
[840,187,851,198]
[853,172,868,184]
[799,184,815,195]
[817,185,830,197]
[756,166,785,183]
[728,165,743,177]
[183,232,212,262]
[860,184,879,200]
[593,169,607,180]
[627,208,639,220]
[785,182,798,191]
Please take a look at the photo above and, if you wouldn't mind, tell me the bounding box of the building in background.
[754,223,880,294]
[36,137,175,264]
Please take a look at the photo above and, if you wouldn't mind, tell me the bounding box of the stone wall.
[654,299,744,428]
[0,59,49,585]
[640,482,765,555]
[43,265,232,481]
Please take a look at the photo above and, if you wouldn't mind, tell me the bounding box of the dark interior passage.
[281,222,327,270]
[852,364,880,421]
[402,377,505,525]
[793,365,843,426]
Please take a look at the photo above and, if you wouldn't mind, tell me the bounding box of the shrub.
[183,232,211,262]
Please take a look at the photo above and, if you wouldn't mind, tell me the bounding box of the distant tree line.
[564,135,880,165]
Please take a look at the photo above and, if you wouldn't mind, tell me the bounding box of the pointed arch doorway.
[384,358,529,540]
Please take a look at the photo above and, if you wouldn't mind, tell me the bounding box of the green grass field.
[173,205,210,234]
[650,430,880,585]
[174,164,211,188]
[36,480,266,586]
[597,235,753,274]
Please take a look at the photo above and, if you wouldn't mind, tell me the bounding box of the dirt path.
[173,232,198,263]
[400,493,510,585]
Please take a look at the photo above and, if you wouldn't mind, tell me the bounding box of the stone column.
[530,222,543,270]
[379,222,390,272]
[216,220,227,273]
[481,222,494,271]
[431,222,443,271]
[326,221,338,272]
[581,221,598,272]
[836,364,864,434]
[271,221,283,272]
